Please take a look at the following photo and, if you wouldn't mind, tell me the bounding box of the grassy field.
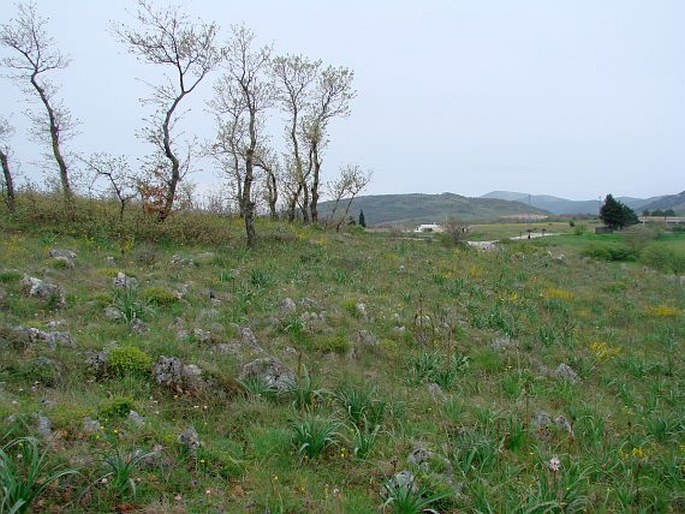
[0,199,683,512]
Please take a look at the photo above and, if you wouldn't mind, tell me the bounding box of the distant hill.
[317,193,548,226]
[481,191,666,215]
[640,191,685,214]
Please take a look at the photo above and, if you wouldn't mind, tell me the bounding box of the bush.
[99,396,137,419]
[140,287,179,306]
[107,346,153,377]
[581,242,637,262]
[640,244,685,274]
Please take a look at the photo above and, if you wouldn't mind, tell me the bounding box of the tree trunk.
[31,74,72,205]
[309,141,321,224]
[158,93,186,222]
[0,148,16,213]
[267,170,278,220]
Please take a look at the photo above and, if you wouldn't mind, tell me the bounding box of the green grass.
[0,196,683,512]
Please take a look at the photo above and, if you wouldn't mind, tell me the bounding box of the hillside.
[318,192,548,226]
[0,196,684,512]
[481,191,665,215]
[641,191,685,214]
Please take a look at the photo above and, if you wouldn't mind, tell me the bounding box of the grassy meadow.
[0,196,684,513]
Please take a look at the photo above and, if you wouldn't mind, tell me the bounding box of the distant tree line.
[0,0,371,246]
[642,208,677,217]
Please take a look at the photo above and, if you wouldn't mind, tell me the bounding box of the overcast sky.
[1,0,683,201]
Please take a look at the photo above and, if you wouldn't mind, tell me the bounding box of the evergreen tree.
[358,209,366,227]
[600,194,639,230]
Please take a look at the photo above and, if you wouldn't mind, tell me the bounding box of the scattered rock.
[178,427,201,455]
[391,326,407,337]
[426,382,445,399]
[239,357,296,395]
[130,318,149,333]
[35,413,52,438]
[153,356,207,394]
[491,336,517,352]
[414,314,432,327]
[357,330,377,347]
[153,356,184,391]
[105,256,116,266]
[356,303,368,319]
[14,327,76,350]
[20,276,66,308]
[85,349,109,376]
[104,306,124,321]
[51,256,74,269]
[83,417,102,433]
[532,411,552,429]
[407,447,432,468]
[555,415,574,437]
[113,272,138,290]
[280,298,297,315]
[382,471,418,497]
[554,363,580,384]
[170,255,195,267]
[218,326,264,355]
[192,328,212,344]
[128,410,145,427]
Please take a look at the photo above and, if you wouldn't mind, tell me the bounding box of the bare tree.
[254,144,281,220]
[210,24,273,247]
[0,1,74,203]
[302,65,355,223]
[81,153,137,221]
[114,0,220,222]
[0,116,16,213]
[326,164,371,231]
[271,54,320,222]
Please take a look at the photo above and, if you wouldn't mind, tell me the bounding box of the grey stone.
[239,357,296,395]
[153,356,184,390]
[355,303,368,319]
[178,426,201,455]
[104,306,124,321]
[192,328,212,343]
[128,410,145,426]
[357,330,377,347]
[105,256,116,266]
[532,411,552,428]
[83,417,102,433]
[113,272,138,290]
[35,413,52,438]
[86,350,109,376]
[554,363,580,384]
[20,327,75,350]
[555,415,574,436]
[382,471,418,498]
[130,318,149,333]
[491,336,517,352]
[170,255,195,267]
[280,298,297,315]
[407,447,432,467]
[426,382,445,399]
[49,249,77,261]
[392,326,407,337]
[51,256,74,269]
[20,276,66,308]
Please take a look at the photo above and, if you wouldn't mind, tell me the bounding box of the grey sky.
[1,0,683,201]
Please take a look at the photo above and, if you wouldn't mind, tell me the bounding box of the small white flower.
[548,457,561,472]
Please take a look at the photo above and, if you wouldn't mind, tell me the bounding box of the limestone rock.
[280,298,297,315]
[104,306,124,321]
[178,426,201,455]
[20,276,65,308]
[239,357,296,395]
[113,272,138,290]
[554,363,580,384]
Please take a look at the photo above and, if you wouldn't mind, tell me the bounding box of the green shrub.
[582,242,637,262]
[0,269,22,283]
[640,243,685,274]
[313,334,351,354]
[99,396,137,419]
[291,415,341,460]
[107,346,153,377]
[0,437,79,514]
[140,287,179,306]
